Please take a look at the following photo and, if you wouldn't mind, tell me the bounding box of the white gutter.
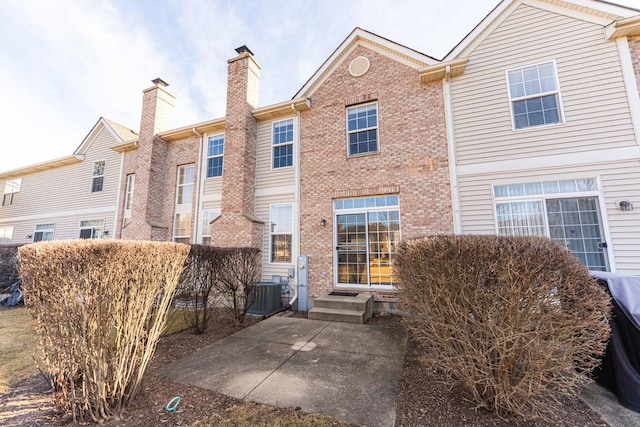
[443,65,462,234]
[113,151,125,239]
[290,104,301,307]
[192,128,204,243]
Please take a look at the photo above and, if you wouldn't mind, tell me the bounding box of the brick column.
[209,47,263,248]
[122,78,175,241]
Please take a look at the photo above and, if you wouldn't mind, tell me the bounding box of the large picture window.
[506,61,562,130]
[494,178,608,271]
[272,119,293,168]
[270,204,292,263]
[334,195,400,287]
[206,135,224,178]
[346,103,378,156]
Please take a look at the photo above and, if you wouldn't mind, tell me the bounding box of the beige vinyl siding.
[202,176,223,195]
[255,118,295,191]
[458,159,640,274]
[0,127,120,243]
[451,4,636,164]
[255,192,295,282]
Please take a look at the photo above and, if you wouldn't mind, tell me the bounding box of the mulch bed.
[0,309,609,426]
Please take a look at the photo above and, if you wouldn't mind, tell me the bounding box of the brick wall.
[299,45,453,304]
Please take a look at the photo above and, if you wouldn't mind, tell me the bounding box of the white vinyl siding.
[256,118,295,191]
[0,125,120,243]
[450,4,636,165]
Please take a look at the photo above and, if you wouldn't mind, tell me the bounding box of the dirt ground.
[0,309,609,426]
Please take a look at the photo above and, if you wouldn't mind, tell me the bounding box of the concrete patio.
[159,315,407,427]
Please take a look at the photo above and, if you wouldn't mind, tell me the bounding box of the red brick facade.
[299,45,454,302]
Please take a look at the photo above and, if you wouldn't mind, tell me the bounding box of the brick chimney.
[123,78,175,241]
[209,47,264,248]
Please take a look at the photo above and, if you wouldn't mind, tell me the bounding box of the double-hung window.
[79,220,104,239]
[206,135,224,178]
[174,164,195,243]
[270,204,293,263]
[91,161,105,193]
[33,223,54,242]
[2,178,21,206]
[272,119,293,168]
[507,61,562,130]
[122,174,135,227]
[347,103,378,156]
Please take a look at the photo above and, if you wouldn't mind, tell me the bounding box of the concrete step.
[308,307,366,324]
[313,293,373,313]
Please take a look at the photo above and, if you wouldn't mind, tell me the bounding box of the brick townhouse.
[2,0,640,315]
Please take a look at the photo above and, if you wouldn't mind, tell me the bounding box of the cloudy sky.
[1,0,639,172]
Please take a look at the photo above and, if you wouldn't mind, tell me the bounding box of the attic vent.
[349,56,370,77]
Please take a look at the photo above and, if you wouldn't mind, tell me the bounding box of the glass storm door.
[335,210,401,286]
[336,213,368,285]
[546,197,609,271]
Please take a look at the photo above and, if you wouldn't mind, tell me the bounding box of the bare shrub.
[0,244,21,287]
[18,239,190,423]
[217,247,261,325]
[395,234,611,421]
[178,244,223,334]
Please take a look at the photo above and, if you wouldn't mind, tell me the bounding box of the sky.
[1,0,639,172]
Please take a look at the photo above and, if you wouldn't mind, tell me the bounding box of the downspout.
[443,65,462,234]
[192,128,203,243]
[113,151,125,239]
[290,104,301,309]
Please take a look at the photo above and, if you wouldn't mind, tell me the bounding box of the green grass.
[0,307,41,394]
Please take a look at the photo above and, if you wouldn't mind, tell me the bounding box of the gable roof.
[444,0,639,60]
[294,27,440,99]
[0,117,134,179]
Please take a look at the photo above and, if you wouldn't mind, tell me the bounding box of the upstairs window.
[347,103,378,156]
[2,178,21,206]
[206,135,224,178]
[272,119,294,168]
[506,61,562,130]
[176,164,195,205]
[123,174,135,227]
[33,223,54,242]
[91,161,105,193]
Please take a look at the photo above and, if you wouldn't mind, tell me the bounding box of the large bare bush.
[18,240,189,423]
[178,244,223,334]
[395,234,610,421]
[217,247,261,325]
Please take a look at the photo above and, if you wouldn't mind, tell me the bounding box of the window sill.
[511,121,565,132]
[347,151,380,159]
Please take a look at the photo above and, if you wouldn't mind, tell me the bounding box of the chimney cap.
[234,45,254,56]
[151,77,169,87]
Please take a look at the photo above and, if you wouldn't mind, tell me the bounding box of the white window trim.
[271,118,294,170]
[205,134,224,179]
[269,203,293,264]
[2,178,21,206]
[173,212,192,243]
[123,174,135,227]
[79,219,105,239]
[175,164,195,206]
[332,195,401,290]
[33,223,55,242]
[199,209,220,244]
[90,160,106,193]
[505,60,565,131]
[345,102,379,157]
